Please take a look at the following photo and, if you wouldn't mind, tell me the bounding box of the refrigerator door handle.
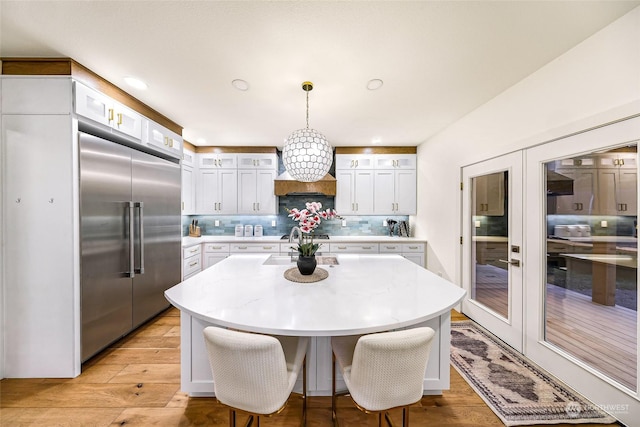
[127,201,135,278]
[135,202,145,275]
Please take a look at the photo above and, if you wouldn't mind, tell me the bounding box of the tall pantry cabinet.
[2,76,80,377]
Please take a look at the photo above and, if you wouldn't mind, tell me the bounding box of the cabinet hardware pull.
[238,246,248,249]
[257,202,260,211]
[356,203,358,211]
[189,261,198,267]
[164,137,168,146]
[117,113,123,126]
[355,160,359,167]
[338,246,347,250]
[169,138,173,148]
[190,248,198,253]
[409,246,418,249]
[351,160,354,167]
[212,246,222,249]
[108,108,114,122]
[263,246,273,249]
[181,201,184,210]
[363,246,372,249]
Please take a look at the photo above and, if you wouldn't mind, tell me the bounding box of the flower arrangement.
[287,202,340,257]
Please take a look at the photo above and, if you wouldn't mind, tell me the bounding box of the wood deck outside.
[0,307,621,426]
[473,264,637,391]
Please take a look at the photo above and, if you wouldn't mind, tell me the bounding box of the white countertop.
[165,254,465,336]
[182,235,426,247]
[562,236,638,244]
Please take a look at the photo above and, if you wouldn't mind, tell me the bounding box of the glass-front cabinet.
[544,145,638,392]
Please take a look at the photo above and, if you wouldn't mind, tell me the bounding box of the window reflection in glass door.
[544,145,638,391]
[471,171,509,319]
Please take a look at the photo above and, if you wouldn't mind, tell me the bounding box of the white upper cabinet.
[336,152,417,215]
[74,81,142,140]
[238,168,277,214]
[198,153,237,169]
[334,154,375,170]
[182,163,196,214]
[197,168,238,214]
[335,169,375,215]
[182,147,196,168]
[374,169,417,214]
[237,153,278,169]
[143,119,182,158]
[374,154,416,170]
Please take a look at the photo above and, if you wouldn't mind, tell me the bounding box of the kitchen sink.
[262,254,339,265]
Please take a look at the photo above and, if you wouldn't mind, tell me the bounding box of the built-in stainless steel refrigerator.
[79,130,181,361]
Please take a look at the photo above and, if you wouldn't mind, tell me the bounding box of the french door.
[461,152,524,351]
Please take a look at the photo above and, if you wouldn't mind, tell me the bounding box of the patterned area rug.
[450,321,617,426]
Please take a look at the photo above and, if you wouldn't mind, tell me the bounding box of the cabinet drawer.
[330,243,379,253]
[183,244,201,260]
[402,243,425,253]
[230,244,280,253]
[379,244,402,253]
[183,255,202,277]
[204,243,230,253]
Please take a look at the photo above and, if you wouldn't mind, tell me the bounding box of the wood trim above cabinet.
[195,146,277,154]
[335,146,417,155]
[183,140,197,152]
[1,57,182,135]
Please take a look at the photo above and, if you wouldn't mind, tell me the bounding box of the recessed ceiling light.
[124,76,148,90]
[232,79,250,91]
[366,79,383,91]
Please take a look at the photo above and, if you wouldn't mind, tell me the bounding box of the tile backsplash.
[183,195,409,237]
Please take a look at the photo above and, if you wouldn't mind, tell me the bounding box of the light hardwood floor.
[0,308,621,426]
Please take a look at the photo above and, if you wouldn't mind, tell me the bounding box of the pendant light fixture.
[282,81,333,182]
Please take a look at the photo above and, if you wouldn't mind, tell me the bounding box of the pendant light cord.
[306,90,310,129]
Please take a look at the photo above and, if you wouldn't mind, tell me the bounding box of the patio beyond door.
[461,152,524,352]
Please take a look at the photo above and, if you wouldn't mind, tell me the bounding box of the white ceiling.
[1,1,638,147]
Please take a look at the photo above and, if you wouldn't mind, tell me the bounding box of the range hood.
[546,170,574,196]
[274,171,337,196]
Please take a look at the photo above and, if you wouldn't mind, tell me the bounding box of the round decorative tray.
[284,267,329,283]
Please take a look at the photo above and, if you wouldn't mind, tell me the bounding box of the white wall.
[415,6,640,282]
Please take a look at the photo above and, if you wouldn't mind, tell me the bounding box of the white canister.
[578,225,591,236]
[554,225,569,237]
[244,224,253,237]
[235,225,244,237]
[567,225,581,237]
[254,225,263,237]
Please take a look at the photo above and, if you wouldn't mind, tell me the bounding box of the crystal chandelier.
[282,81,333,182]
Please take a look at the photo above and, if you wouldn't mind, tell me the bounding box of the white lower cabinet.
[379,242,425,267]
[329,243,379,254]
[230,243,280,253]
[203,243,230,268]
[182,244,202,280]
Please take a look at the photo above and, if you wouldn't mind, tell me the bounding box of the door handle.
[127,202,135,278]
[135,202,144,274]
[498,259,521,267]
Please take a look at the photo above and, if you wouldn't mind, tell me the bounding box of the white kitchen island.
[165,253,466,396]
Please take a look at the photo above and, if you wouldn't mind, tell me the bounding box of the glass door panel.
[471,171,509,318]
[462,152,523,351]
[544,146,638,391]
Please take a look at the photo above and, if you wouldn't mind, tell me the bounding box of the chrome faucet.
[289,226,302,260]
[289,226,302,246]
